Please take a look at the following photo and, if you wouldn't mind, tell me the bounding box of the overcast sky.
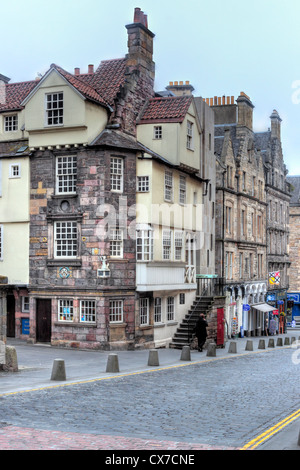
[2,0,300,174]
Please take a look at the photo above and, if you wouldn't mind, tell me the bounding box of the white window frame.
[9,163,21,178]
[22,296,30,313]
[137,176,150,192]
[110,157,123,192]
[109,300,123,323]
[136,228,153,261]
[109,228,123,258]
[179,175,186,204]
[186,120,194,150]
[80,300,96,323]
[140,298,149,325]
[167,296,175,322]
[154,297,162,323]
[58,299,74,322]
[174,231,184,261]
[56,156,77,195]
[162,230,172,260]
[164,170,173,202]
[45,92,64,126]
[154,126,162,140]
[4,114,18,132]
[54,221,78,258]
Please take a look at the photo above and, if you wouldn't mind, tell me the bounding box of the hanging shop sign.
[243,304,251,311]
[269,271,280,285]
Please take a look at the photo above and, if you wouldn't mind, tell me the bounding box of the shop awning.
[252,304,277,312]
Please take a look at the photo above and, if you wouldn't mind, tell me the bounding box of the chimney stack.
[88,64,94,74]
[166,81,195,96]
[270,109,282,140]
[0,74,10,105]
[74,67,80,76]
[237,92,254,130]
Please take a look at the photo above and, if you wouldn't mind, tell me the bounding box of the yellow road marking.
[242,409,300,450]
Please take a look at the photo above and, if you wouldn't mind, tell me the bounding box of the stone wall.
[288,206,300,292]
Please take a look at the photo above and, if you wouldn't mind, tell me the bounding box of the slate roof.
[287,176,300,205]
[138,96,193,123]
[0,140,29,156]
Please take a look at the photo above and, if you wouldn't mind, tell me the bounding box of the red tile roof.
[0,58,128,112]
[79,58,127,106]
[0,80,38,111]
[138,96,193,123]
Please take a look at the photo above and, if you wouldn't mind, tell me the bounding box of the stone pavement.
[0,330,299,451]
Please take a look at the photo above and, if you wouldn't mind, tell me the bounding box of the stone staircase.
[169,296,214,349]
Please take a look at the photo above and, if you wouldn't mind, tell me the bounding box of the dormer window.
[4,114,18,132]
[46,92,63,126]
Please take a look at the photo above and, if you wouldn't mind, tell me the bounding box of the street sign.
[243,304,251,311]
[273,310,279,315]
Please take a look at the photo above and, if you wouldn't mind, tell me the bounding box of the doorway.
[36,299,52,343]
[7,294,15,337]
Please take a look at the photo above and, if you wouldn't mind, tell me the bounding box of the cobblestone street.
[0,337,300,451]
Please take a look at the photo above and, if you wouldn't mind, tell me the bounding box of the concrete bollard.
[180,346,191,361]
[206,343,216,357]
[277,337,283,346]
[245,340,253,351]
[268,338,275,348]
[106,354,120,373]
[228,341,237,353]
[258,339,265,349]
[51,359,66,381]
[148,349,159,366]
[284,337,290,346]
[291,337,296,345]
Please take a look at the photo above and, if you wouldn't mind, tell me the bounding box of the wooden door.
[7,294,15,337]
[36,299,52,343]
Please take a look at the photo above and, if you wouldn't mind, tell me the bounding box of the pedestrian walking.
[194,314,208,352]
[264,316,269,336]
[269,317,276,336]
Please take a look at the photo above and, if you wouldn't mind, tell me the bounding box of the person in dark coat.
[194,314,208,352]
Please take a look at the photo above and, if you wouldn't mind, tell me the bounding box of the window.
[154,126,162,139]
[174,231,184,261]
[56,156,77,194]
[46,92,63,126]
[225,252,233,279]
[110,157,123,192]
[179,293,185,305]
[241,209,245,237]
[109,228,123,258]
[154,297,162,323]
[225,206,232,234]
[163,230,172,260]
[58,299,73,322]
[179,175,186,204]
[140,298,149,325]
[164,170,173,201]
[80,300,96,323]
[167,297,175,321]
[9,164,20,178]
[109,300,123,323]
[136,229,153,261]
[54,221,77,258]
[137,176,149,192]
[4,115,18,132]
[239,253,243,278]
[22,297,30,313]
[242,171,246,191]
[186,121,193,149]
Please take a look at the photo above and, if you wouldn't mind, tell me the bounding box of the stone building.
[212,92,270,337]
[255,110,290,321]
[286,175,300,323]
